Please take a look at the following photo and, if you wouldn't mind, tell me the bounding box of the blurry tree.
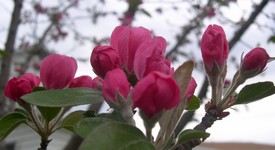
[0,0,273,149]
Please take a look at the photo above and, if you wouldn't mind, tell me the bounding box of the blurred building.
[4,124,73,150]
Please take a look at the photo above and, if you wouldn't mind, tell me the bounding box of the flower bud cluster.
[91,26,192,118]
[5,26,197,121]
[4,24,273,149]
[200,24,270,108]
[5,54,102,102]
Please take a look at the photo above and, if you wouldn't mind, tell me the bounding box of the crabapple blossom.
[90,46,121,78]
[201,24,229,72]
[132,71,180,117]
[40,54,77,89]
[102,68,130,102]
[110,26,152,72]
[134,36,171,80]
[4,73,40,101]
[240,47,269,79]
[69,75,103,90]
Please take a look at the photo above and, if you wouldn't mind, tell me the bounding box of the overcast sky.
[1,0,275,146]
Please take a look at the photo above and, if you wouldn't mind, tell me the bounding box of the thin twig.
[19,0,79,75]
[0,0,23,116]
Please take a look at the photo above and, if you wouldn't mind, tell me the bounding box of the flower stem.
[211,84,217,105]
[219,74,245,108]
[146,128,153,143]
[49,108,65,133]
[38,137,50,150]
[29,107,44,137]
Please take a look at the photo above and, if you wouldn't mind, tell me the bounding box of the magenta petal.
[69,75,94,88]
[20,73,40,87]
[110,26,126,51]
[134,36,168,79]
[110,26,152,72]
[69,75,103,90]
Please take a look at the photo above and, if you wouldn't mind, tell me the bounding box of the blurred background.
[0,0,275,149]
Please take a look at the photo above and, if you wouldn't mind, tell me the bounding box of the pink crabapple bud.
[132,71,180,118]
[4,73,40,102]
[69,75,103,90]
[90,46,121,78]
[242,47,269,71]
[134,36,171,80]
[201,24,229,74]
[240,47,269,79]
[185,77,197,104]
[110,26,152,72]
[102,68,131,102]
[40,54,77,89]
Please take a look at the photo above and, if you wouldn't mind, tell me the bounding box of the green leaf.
[268,36,275,43]
[32,87,46,92]
[61,109,96,133]
[22,88,103,107]
[139,8,151,17]
[173,61,194,101]
[0,112,27,141]
[37,106,61,123]
[177,129,210,145]
[76,118,155,150]
[156,61,194,147]
[97,110,126,123]
[75,117,113,138]
[61,110,86,132]
[83,110,96,118]
[129,0,142,8]
[233,82,275,105]
[14,108,30,119]
[164,133,175,150]
[0,49,9,58]
[185,96,201,111]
